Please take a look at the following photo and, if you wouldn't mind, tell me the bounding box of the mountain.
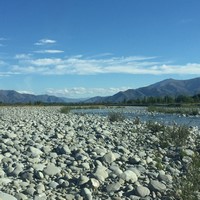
[0,90,65,104]
[85,77,200,103]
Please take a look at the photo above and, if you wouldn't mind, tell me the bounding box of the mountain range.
[85,77,200,103]
[1,77,200,104]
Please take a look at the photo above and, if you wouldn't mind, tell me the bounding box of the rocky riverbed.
[0,106,199,200]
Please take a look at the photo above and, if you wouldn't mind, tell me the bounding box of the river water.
[72,106,200,128]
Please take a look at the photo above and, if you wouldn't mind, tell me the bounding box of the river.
[72,106,200,128]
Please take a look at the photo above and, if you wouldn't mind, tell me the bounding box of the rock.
[24,187,36,196]
[82,188,92,200]
[33,194,47,200]
[129,156,141,164]
[135,185,150,197]
[78,175,89,185]
[12,165,23,177]
[34,171,44,179]
[57,145,71,154]
[43,163,61,176]
[158,171,173,183]
[15,193,28,200]
[110,165,123,176]
[90,178,100,189]
[49,181,59,189]
[184,149,194,156]
[149,180,166,193]
[0,168,5,177]
[0,191,17,200]
[81,162,90,170]
[93,165,108,182]
[120,170,138,183]
[29,146,43,157]
[103,152,116,164]
[106,182,121,193]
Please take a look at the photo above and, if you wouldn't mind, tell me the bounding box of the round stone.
[149,180,166,193]
[43,163,61,176]
[136,185,150,197]
[120,170,138,183]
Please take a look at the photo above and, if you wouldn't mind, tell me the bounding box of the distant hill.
[0,90,65,104]
[85,77,200,103]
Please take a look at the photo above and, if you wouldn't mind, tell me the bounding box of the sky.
[1,0,200,98]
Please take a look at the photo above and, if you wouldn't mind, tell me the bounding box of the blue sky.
[0,0,200,98]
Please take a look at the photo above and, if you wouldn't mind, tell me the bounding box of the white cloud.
[6,54,200,76]
[34,49,64,54]
[17,90,35,95]
[34,39,56,45]
[15,54,32,59]
[46,87,131,98]
[29,58,63,66]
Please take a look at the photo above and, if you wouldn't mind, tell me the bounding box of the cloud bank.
[8,54,200,76]
[46,87,130,98]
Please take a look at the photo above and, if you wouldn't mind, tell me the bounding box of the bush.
[108,111,125,122]
[173,153,200,200]
[146,121,165,133]
[60,106,71,114]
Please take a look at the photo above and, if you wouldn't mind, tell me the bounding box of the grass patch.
[60,106,72,114]
[108,110,126,122]
[147,106,200,116]
[146,121,191,148]
[173,153,200,200]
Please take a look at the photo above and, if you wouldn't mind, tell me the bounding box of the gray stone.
[149,180,166,193]
[15,193,28,200]
[103,152,116,164]
[135,186,150,197]
[158,171,173,183]
[93,165,108,182]
[0,191,17,200]
[33,194,47,200]
[29,146,43,157]
[49,181,59,189]
[110,165,123,176]
[82,188,92,200]
[120,170,138,183]
[12,165,23,177]
[106,182,121,193]
[90,178,100,189]
[24,187,36,196]
[43,163,61,176]
[0,168,5,177]
[78,175,89,185]
[34,171,44,179]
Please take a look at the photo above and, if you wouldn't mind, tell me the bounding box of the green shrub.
[174,153,200,200]
[146,121,165,133]
[60,106,71,114]
[108,111,125,122]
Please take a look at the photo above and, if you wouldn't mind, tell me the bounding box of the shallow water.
[72,106,200,127]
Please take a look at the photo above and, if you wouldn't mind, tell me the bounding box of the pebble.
[0,191,17,200]
[149,180,167,193]
[0,106,198,200]
[135,185,150,197]
[43,163,61,176]
[106,182,121,193]
[120,170,138,183]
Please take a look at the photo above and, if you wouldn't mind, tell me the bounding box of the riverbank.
[0,106,199,199]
